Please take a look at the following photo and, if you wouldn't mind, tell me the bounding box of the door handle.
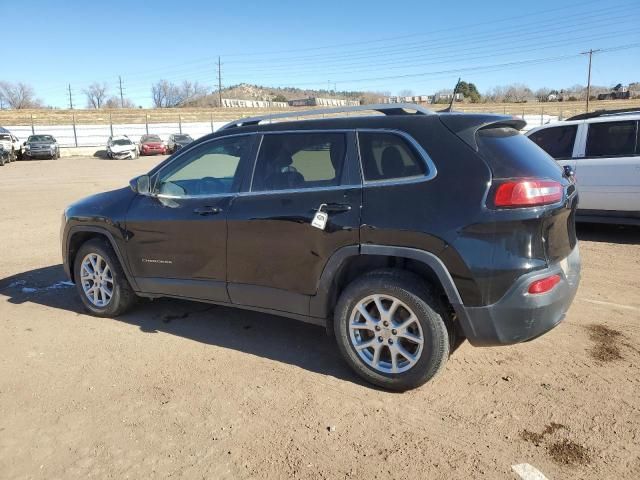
[322,203,352,213]
[193,206,222,216]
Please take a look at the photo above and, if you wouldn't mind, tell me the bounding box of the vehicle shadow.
[576,223,640,245]
[0,264,365,387]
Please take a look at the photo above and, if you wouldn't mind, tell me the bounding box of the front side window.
[252,132,347,191]
[358,132,426,181]
[528,125,577,159]
[585,121,637,157]
[156,136,251,197]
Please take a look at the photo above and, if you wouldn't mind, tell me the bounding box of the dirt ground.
[0,157,639,479]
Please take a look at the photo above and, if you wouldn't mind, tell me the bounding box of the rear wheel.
[74,239,137,317]
[334,269,450,391]
[0,155,5,166]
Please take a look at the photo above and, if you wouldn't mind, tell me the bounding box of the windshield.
[113,139,132,146]
[28,135,54,143]
[175,135,192,142]
[142,135,161,142]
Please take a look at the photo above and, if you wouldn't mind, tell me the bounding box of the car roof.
[527,112,640,134]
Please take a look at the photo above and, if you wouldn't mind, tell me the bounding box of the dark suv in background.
[23,134,60,159]
[61,104,580,391]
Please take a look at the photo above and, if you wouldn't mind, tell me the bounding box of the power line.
[265,43,640,87]
[29,3,639,96]
[231,26,639,81]
[215,0,607,57]
[68,2,638,86]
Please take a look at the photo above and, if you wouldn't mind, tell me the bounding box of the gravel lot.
[0,157,639,479]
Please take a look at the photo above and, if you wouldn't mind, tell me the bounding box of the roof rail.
[219,103,433,130]
[566,107,640,121]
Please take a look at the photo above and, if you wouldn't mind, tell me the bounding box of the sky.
[3,0,640,108]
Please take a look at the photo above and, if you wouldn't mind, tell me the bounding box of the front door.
[226,130,361,315]
[125,134,256,302]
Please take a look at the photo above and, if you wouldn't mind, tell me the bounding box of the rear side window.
[358,132,426,181]
[585,121,637,157]
[528,125,577,159]
[252,132,346,191]
[477,127,563,179]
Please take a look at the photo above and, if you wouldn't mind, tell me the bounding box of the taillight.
[528,274,561,294]
[493,179,563,208]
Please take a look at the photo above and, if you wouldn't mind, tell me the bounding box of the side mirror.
[130,175,151,195]
[23,141,27,146]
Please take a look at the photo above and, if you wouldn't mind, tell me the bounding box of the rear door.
[226,130,361,316]
[574,119,639,212]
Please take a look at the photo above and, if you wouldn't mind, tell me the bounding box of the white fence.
[5,121,228,147]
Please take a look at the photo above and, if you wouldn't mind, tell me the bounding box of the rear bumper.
[457,245,581,346]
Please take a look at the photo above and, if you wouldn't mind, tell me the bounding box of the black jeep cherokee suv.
[61,104,580,391]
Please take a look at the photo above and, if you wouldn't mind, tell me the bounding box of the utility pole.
[217,56,223,107]
[118,76,125,108]
[68,84,73,109]
[581,49,601,113]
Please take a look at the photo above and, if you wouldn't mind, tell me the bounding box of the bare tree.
[151,80,179,108]
[534,87,551,102]
[0,81,43,109]
[178,81,208,105]
[104,96,136,109]
[503,83,534,103]
[398,89,414,97]
[151,79,208,108]
[83,82,109,109]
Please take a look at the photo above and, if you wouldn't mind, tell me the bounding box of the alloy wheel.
[348,294,424,374]
[80,253,114,307]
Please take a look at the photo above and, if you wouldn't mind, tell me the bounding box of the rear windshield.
[0,134,10,140]
[477,127,563,180]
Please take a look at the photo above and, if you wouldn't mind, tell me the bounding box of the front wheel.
[334,269,450,391]
[74,239,137,317]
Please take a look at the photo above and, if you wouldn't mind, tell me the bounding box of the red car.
[138,134,167,156]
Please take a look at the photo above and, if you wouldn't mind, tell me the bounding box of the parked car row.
[106,133,194,159]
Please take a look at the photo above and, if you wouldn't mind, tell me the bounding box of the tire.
[0,155,5,166]
[333,269,450,391]
[73,238,137,317]
[10,148,16,162]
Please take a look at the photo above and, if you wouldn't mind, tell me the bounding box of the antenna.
[442,77,461,113]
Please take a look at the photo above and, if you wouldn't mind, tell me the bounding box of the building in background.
[288,97,360,107]
[221,99,289,108]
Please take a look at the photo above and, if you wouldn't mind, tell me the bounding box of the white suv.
[0,131,21,161]
[527,110,640,225]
